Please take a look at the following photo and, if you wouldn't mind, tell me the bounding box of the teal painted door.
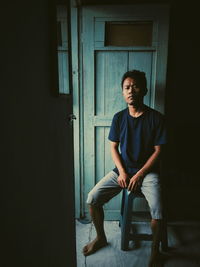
[80,5,169,220]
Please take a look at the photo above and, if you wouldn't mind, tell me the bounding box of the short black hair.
[121,70,148,95]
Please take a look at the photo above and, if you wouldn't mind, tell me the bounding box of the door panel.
[95,51,128,116]
[80,5,169,220]
[128,51,153,106]
[95,126,114,182]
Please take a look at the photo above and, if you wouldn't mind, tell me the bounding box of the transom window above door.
[105,21,153,46]
[94,17,158,49]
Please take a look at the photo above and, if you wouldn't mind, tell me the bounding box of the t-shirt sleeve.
[108,113,120,142]
[154,115,167,145]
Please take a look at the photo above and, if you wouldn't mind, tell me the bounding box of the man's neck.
[128,103,146,118]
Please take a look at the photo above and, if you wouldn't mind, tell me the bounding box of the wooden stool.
[120,189,168,251]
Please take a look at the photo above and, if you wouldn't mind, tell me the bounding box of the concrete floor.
[76,220,200,267]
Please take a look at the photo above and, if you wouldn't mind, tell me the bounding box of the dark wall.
[1,1,76,267]
[163,1,200,220]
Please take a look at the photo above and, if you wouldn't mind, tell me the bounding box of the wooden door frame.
[71,3,170,219]
[71,1,83,218]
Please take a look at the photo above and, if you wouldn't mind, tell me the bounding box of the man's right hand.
[117,172,129,188]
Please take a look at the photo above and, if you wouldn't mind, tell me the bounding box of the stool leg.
[121,190,134,250]
[161,219,168,251]
[119,188,125,227]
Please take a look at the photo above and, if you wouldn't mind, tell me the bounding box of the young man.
[82,70,166,266]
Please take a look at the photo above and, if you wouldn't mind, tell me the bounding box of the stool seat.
[120,189,168,251]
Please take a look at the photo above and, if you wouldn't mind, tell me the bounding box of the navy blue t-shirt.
[108,106,166,176]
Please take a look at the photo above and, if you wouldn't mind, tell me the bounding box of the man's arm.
[110,141,129,188]
[128,145,162,191]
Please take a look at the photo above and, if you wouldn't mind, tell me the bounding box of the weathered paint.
[73,4,169,219]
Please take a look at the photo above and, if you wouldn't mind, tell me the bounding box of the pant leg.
[86,171,122,207]
[140,172,163,219]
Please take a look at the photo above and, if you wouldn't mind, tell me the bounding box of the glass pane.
[105,21,153,46]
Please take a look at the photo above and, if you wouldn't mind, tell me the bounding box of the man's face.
[122,77,144,106]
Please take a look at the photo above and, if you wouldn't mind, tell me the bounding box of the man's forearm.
[111,147,126,175]
[137,146,161,177]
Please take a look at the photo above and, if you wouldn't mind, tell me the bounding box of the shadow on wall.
[162,123,200,221]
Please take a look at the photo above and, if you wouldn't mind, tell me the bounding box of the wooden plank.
[95,51,128,116]
[58,51,69,94]
[103,51,128,115]
[95,52,105,116]
[71,1,81,218]
[128,51,153,107]
[82,4,169,18]
[94,116,112,126]
[95,127,105,184]
[94,21,104,43]
[104,127,115,174]
[104,126,121,215]
[94,46,157,51]
[82,7,96,213]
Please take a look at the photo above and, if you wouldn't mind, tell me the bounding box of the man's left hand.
[127,173,144,192]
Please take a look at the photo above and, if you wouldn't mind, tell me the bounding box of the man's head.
[121,70,148,106]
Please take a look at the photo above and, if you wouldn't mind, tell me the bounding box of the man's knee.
[86,190,103,207]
